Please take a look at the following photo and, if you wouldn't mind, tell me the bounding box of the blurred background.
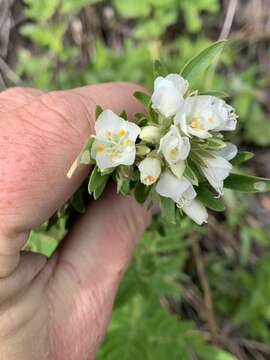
[1,0,270,359]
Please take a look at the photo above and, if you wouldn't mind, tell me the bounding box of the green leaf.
[133,91,151,107]
[95,105,103,120]
[180,40,226,82]
[70,190,86,213]
[197,149,216,159]
[153,60,168,77]
[159,196,176,224]
[93,176,109,200]
[117,179,130,195]
[135,112,147,120]
[230,151,254,166]
[148,106,159,123]
[134,182,151,204]
[184,165,199,186]
[205,138,226,150]
[197,185,225,211]
[120,110,128,120]
[224,173,270,192]
[189,152,206,168]
[88,166,110,199]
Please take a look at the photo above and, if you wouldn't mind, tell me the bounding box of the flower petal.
[202,156,232,194]
[156,171,191,203]
[95,152,114,170]
[126,121,141,141]
[113,147,136,167]
[95,109,123,136]
[217,142,237,160]
[166,74,188,95]
[152,76,184,118]
[182,200,208,225]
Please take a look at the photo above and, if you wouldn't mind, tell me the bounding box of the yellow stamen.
[190,120,201,129]
[208,116,213,123]
[117,129,126,137]
[105,130,112,137]
[169,148,177,156]
[96,146,105,153]
[125,139,132,145]
[144,175,156,183]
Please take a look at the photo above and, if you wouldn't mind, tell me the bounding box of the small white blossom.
[139,125,161,143]
[151,74,188,118]
[175,95,237,139]
[91,110,140,170]
[159,125,190,164]
[156,171,208,225]
[138,157,161,186]
[200,155,232,195]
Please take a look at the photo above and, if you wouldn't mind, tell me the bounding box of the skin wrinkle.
[18,105,78,147]
[37,93,87,142]
[0,87,44,114]
[68,90,97,134]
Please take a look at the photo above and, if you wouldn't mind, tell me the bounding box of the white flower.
[159,124,190,178]
[217,142,237,160]
[138,157,161,186]
[175,95,237,139]
[139,125,161,143]
[159,125,190,164]
[200,155,232,195]
[151,74,188,118]
[91,110,140,170]
[156,171,208,225]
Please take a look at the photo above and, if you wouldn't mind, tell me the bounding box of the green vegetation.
[12,0,270,358]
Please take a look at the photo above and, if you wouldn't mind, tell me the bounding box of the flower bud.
[139,125,162,144]
[138,157,161,186]
[136,144,151,156]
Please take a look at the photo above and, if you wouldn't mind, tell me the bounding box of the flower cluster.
[68,72,241,226]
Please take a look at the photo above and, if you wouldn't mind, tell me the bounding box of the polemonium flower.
[159,125,190,163]
[200,155,232,195]
[156,171,208,225]
[138,157,161,186]
[175,95,237,139]
[151,74,188,118]
[91,110,140,170]
[159,125,190,178]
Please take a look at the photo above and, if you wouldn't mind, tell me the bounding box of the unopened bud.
[139,125,161,144]
[138,157,162,186]
[136,144,151,156]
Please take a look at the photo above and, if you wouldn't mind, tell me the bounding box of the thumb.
[50,186,152,358]
[58,184,152,279]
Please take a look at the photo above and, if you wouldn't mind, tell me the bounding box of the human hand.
[0,83,152,359]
